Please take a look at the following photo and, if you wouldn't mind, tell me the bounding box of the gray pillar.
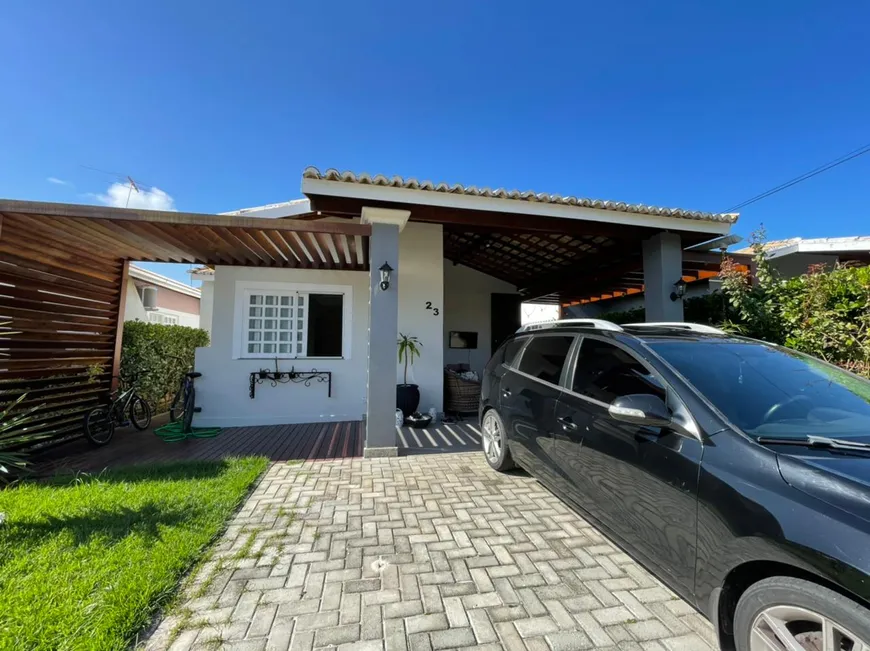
[365,222,400,457]
[642,232,684,322]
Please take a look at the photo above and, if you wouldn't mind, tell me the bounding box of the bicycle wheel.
[129,395,152,430]
[84,406,115,446]
[169,384,186,422]
[182,384,195,434]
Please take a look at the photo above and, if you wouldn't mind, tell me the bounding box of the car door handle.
[502,388,512,397]
[557,416,578,431]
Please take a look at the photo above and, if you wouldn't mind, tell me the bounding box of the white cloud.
[95,182,177,211]
[47,177,73,187]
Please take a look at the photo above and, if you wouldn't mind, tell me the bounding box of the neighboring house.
[125,265,201,328]
[737,236,870,277]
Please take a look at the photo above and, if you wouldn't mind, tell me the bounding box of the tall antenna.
[125,176,140,208]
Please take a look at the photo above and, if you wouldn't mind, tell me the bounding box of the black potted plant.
[397,333,422,417]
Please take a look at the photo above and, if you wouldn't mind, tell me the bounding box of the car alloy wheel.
[482,411,502,464]
[750,604,869,650]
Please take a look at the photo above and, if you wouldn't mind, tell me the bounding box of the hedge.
[120,321,210,411]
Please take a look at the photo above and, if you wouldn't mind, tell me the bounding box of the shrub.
[120,322,210,411]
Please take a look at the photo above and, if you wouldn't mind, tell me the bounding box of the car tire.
[481,408,516,472]
[734,576,870,651]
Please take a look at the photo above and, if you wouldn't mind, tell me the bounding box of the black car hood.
[777,448,870,523]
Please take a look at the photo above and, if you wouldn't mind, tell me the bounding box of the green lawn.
[0,457,268,651]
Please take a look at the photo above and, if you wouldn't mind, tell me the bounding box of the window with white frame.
[243,290,344,358]
[147,312,179,325]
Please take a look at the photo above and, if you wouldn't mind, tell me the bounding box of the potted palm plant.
[397,333,422,417]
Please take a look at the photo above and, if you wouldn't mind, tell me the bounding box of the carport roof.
[0,200,371,270]
[302,167,739,225]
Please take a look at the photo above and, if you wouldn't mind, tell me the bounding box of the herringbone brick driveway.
[146,453,717,651]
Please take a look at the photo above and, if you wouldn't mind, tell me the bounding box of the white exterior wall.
[199,281,214,334]
[443,262,518,374]
[193,222,447,427]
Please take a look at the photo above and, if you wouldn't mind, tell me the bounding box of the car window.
[503,337,528,368]
[516,335,574,385]
[648,339,870,438]
[571,338,665,404]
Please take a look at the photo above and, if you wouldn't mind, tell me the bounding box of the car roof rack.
[517,319,624,333]
[623,322,726,334]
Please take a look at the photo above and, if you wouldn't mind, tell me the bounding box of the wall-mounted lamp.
[670,278,687,302]
[379,261,393,291]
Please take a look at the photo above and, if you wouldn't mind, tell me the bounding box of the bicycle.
[169,366,202,435]
[83,375,152,446]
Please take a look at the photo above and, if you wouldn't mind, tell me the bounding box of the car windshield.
[646,338,870,439]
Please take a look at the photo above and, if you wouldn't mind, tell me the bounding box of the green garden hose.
[154,421,222,442]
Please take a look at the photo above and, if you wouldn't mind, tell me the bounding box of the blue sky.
[1,1,868,285]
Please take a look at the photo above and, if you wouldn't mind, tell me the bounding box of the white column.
[362,207,410,457]
[642,232,684,322]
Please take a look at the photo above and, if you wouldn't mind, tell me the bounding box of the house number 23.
[425,301,440,316]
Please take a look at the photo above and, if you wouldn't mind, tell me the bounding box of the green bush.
[120,322,210,411]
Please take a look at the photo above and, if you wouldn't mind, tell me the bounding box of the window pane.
[279,320,289,330]
[296,343,303,353]
[250,295,262,305]
[306,294,343,357]
[248,343,261,354]
[279,331,289,341]
[504,337,528,367]
[264,331,275,341]
[517,335,574,385]
[279,344,290,354]
[265,295,275,305]
[249,331,262,341]
[572,339,664,403]
[649,340,870,437]
[280,296,291,306]
[249,307,262,317]
[264,319,276,329]
[263,343,276,353]
[264,307,276,318]
[298,296,305,307]
[279,308,290,318]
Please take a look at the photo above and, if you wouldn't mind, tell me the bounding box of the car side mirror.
[608,394,672,428]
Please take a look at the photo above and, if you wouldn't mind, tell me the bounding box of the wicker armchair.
[444,364,481,415]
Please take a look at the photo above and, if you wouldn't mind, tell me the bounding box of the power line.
[723,141,870,213]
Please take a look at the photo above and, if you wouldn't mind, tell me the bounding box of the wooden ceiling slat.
[118,221,199,263]
[3,217,120,265]
[316,233,340,265]
[0,257,120,293]
[212,227,263,265]
[354,235,365,267]
[177,224,244,265]
[0,202,372,237]
[339,234,353,265]
[267,230,305,266]
[305,232,327,264]
[64,216,161,260]
[291,232,316,265]
[228,227,273,264]
[251,230,289,265]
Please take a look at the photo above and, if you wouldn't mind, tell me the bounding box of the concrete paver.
[146,452,717,650]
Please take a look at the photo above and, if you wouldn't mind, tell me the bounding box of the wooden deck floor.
[34,417,365,475]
